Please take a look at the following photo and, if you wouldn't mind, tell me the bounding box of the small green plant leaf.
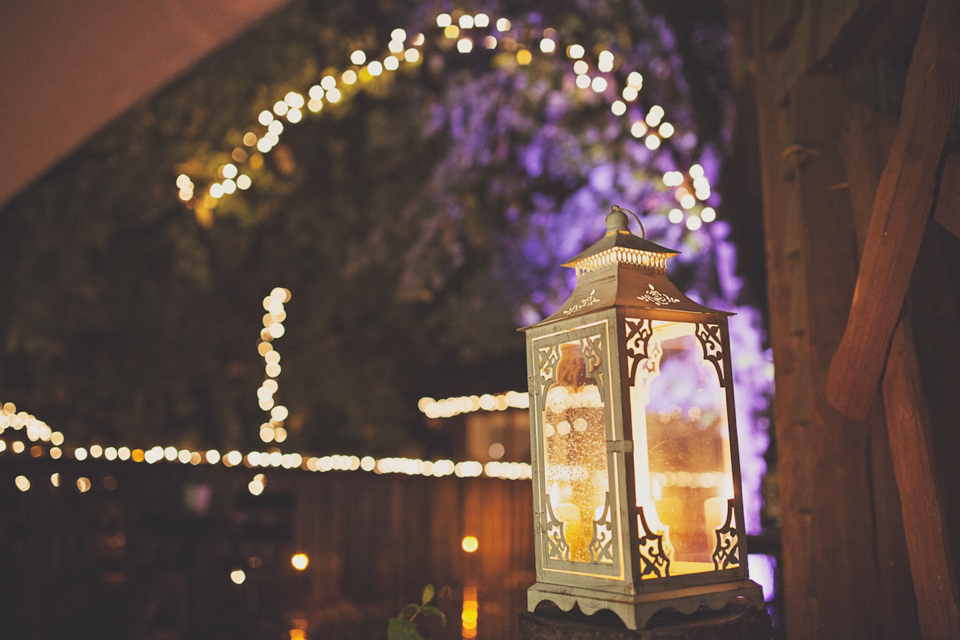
[421,584,435,606]
[419,605,447,626]
[398,603,420,620]
[388,617,426,640]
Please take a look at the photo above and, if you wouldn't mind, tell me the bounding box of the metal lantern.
[522,206,763,629]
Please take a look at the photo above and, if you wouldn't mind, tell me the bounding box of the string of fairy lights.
[176,10,718,232]
[257,287,291,444]
[0,393,533,495]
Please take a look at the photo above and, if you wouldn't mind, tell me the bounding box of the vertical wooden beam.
[838,99,952,639]
[826,0,960,420]
[883,319,960,639]
[933,153,960,239]
[749,5,808,634]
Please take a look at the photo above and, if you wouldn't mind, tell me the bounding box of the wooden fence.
[0,457,534,639]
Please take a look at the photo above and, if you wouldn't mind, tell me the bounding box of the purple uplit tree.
[389,5,772,535]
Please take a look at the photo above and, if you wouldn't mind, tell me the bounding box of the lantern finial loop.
[608,205,645,239]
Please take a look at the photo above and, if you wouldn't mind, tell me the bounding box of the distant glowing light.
[591,76,607,93]
[237,175,252,190]
[516,50,532,65]
[404,49,420,63]
[384,55,400,70]
[286,108,302,124]
[680,193,696,209]
[701,207,717,223]
[689,163,705,178]
[77,477,91,492]
[320,75,337,90]
[461,536,479,553]
[75,447,88,461]
[496,18,511,32]
[645,105,665,127]
[567,44,584,59]
[367,61,383,76]
[539,38,555,54]
[573,60,588,75]
[444,25,460,39]
[15,476,30,491]
[273,101,288,117]
[575,74,591,89]
[391,28,406,41]
[686,215,703,231]
[230,569,246,585]
[291,553,309,570]
[611,100,626,116]
[622,86,638,102]
[436,13,451,28]
[597,50,614,73]
[457,38,473,53]
[663,170,683,186]
[474,13,489,28]
[645,135,661,150]
[630,121,648,138]
[350,50,366,65]
[326,88,342,103]
[342,69,357,85]
[258,110,274,125]
[458,14,474,29]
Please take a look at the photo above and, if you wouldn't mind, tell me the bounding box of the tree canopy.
[0,0,767,461]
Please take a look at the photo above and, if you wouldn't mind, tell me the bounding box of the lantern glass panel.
[627,319,736,578]
[542,339,611,564]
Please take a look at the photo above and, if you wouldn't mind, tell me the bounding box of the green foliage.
[0,0,735,455]
[388,584,446,640]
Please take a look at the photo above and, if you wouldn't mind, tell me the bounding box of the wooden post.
[933,153,960,240]
[826,0,960,421]
[839,98,960,640]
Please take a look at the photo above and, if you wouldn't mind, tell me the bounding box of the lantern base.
[527,579,764,630]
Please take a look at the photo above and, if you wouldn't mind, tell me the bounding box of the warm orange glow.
[291,553,309,570]
[516,49,532,65]
[132,449,145,462]
[462,586,478,639]
[461,536,479,553]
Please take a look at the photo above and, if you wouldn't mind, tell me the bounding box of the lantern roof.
[526,206,730,329]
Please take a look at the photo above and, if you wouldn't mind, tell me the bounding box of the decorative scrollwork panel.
[589,493,615,564]
[711,498,740,570]
[695,323,725,388]
[637,508,671,579]
[544,500,570,562]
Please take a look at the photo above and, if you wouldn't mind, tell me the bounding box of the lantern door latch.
[606,440,633,453]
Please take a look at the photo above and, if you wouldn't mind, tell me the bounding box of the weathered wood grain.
[883,318,960,640]
[826,0,960,421]
[934,153,960,239]
[840,99,956,640]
